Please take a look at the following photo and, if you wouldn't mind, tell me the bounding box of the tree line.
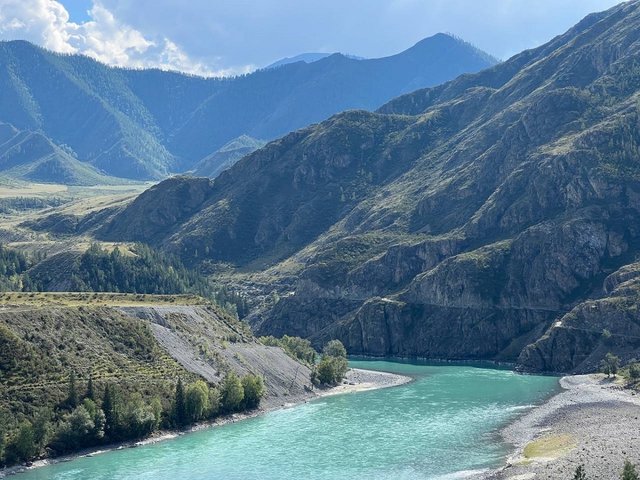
[0,370,264,467]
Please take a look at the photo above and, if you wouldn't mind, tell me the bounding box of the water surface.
[18,360,560,480]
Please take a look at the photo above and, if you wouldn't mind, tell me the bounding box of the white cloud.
[0,0,242,76]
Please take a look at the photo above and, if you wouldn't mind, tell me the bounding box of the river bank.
[486,374,640,479]
[0,367,411,478]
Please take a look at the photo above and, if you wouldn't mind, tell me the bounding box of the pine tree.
[86,375,95,401]
[67,371,78,409]
[102,384,118,438]
[173,378,187,427]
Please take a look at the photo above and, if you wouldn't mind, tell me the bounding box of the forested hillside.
[0,35,496,181]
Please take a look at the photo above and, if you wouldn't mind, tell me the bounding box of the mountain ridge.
[0,34,496,182]
[92,0,640,373]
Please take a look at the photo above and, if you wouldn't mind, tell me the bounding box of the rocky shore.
[487,375,640,479]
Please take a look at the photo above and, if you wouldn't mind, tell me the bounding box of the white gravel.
[486,374,640,479]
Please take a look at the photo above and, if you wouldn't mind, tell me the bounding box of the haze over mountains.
[93,0,640,374]
[0,34,496,184]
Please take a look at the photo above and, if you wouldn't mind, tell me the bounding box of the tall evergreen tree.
[66,371,78,409]
[102,384,117,438]
[86,375,95,401]
[173,378,187,427]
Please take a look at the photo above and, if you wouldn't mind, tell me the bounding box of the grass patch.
[523,434,576,459]
[0,292,207,306]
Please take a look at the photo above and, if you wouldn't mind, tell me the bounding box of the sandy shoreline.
[486,374,640,479]
[0,367,411,478]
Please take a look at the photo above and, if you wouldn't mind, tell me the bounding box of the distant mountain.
[191,135,265,178]
[98,0,640,373]
[0,123,118,185]
[0,34,496,182]
[266,52,365,69]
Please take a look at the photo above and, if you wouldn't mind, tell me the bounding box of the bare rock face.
[519,265,640,373]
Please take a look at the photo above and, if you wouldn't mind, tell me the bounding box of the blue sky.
[0,0,624,76]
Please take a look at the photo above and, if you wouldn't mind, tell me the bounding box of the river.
[16,360,560,480]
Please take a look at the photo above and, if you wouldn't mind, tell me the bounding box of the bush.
[622,460,639,480]
[185,380,210,422]
[312,356,348,386]
[52,404,101,453]
[323,340,347,359]
[208,387,221,418]
[221,372,244,413]
[260,335,317,366]
[121,399,156,439]
[312,339,349,387]
[242,374,265,410]
[601,352,620,378]
[629,362,640,380]
[10,422,37,463]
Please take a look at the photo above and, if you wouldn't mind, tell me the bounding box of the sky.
[0,0,624,77]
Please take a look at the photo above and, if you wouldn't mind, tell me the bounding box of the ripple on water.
[16,361,560,480]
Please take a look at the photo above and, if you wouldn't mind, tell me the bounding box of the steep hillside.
[191,135,266,178]
[0,123,119,185]
[0,35,496,181]
[98,1,640,373]
[0,293,313,464]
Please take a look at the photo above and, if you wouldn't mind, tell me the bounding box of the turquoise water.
[18,360,559,480]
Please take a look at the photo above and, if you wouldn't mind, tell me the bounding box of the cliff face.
[96,1,640,372]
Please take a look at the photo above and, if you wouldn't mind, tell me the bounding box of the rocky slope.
[0,34,495,181]
[0,294,313,423]
[84,1,640,372]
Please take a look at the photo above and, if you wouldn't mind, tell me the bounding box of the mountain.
[266,53,334,68]
[0,34,496,181]
[0,123,119,185]
[266,52,365,69]
[191,135,266,178]
[95,0,640,374]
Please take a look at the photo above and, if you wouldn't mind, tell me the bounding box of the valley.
[1,0,640,477]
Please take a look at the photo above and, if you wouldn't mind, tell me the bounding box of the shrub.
[312,356,348,386]
[622,460,639,480]
[221,372,244,413]
[573,464,586,480]
[601,352,620,378]
[185,380,210,422]
[312,339,349,387]
[323,340,347,359]
[242,374,265,410]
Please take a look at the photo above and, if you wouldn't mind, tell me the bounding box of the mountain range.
[92,0,640,373]
[0,34,496,183]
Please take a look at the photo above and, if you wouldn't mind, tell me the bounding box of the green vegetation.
[259,335,317,366]
[0,37,494,182]
[623,460,639,480]
[0,301,269,467]
[522,434,575,460]
[66,244,209,296]
[311,340,349,387]
[0,243,39,291]
[0,368,265,466]
[573,464,586,480]
[241,374,265,410]
[601,353,620,378]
